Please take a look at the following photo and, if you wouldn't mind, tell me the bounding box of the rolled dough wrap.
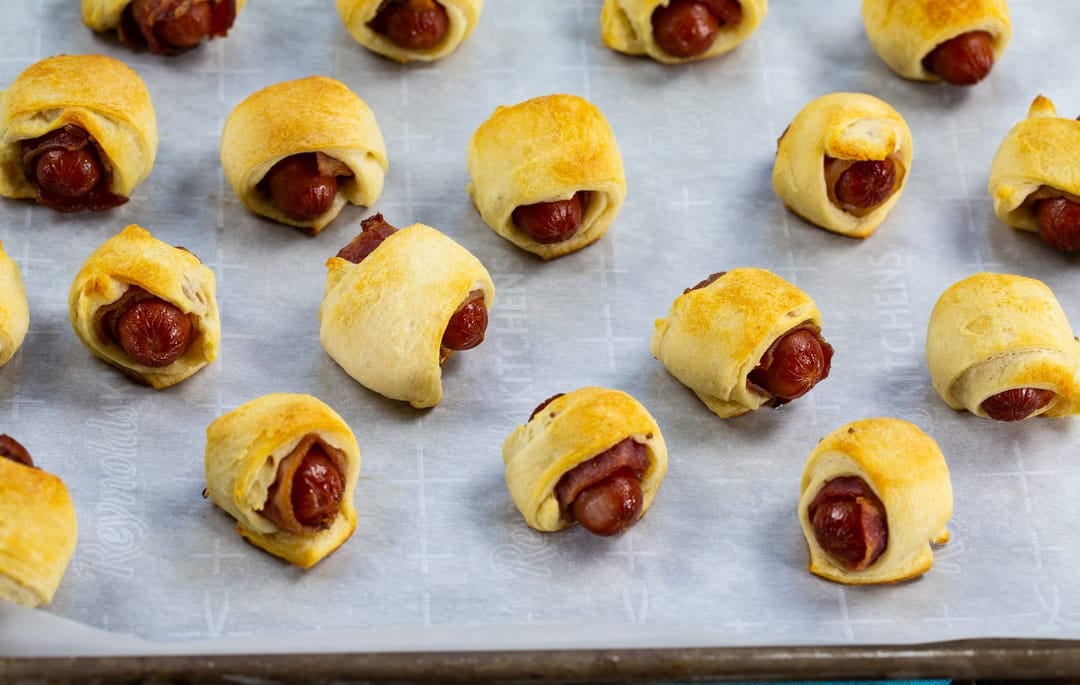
[0,54,157,204]
[601,0,767,64]
[926,272,1080,419]
[651,267,824,418]
[69,224,220,390]
[336,0,483,63]
[81,0,247,34]
[861,0,1011,82]
[0,457,78,607]
[502,387,668,533]
[0,241,29,368]
[773,92,912,238]
[989,95,1080,233]
[466,94,626,260]
[319,223,495,409]
[204,393,361,569]
[220,76,388,235]
[799,417,952,585]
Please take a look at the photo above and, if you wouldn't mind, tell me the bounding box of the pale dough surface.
[601,0,767,64]
[0,458,78,607]
[926,273,1080,419]
[773,92,912,238]
[336,0,482,63]
[204,393,360,569]
[861,0,1011,82]
[650,267,823,418]
[466,94,626,260]
[798,417,952,585]
[0,54,157,202]
[502,387,668,533]
[0,241,28,368]
[319,223,495,409]
[220,76,387,235]
[81,0,248,32]
[68,224,220,390]
[989,95,1080,233]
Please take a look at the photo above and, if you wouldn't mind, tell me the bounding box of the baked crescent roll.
[773,92,912,239]
[466,94,626,260]
[220,76,388,236]
[82,0,246,55]
[336,0,483,63]
[0,54,157,212]
[320,220,495,409]
[0,241,29,368]
[502,387,668,535]
[205,394,360,569]
[861,0,1011,84]
[926,273,1080,421]
[988,95,1080,252]
[0,436,78,607]
[69,224,220,389]
[798,418,952,585]
[601,0,767,64]
[650,268,833,418]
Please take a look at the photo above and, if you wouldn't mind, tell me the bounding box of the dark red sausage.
[336,213,399,264]
[122,0,238,55]
[262,436,347,533]
[921,31,995,86]
[684,271,725,294]
[981,388,1056,421]
[824,157,899,217]
[114,299,194,368]
[0,435,34,468]
[555,438,650,537]
[807,476,887,571]
[369,0,449,51]
[748,326,833,404]
[263,153,341,222]
[442,290,487,352]
[20,125,126,212]
[651,0,742,59]
[512,191,590,244]
[528,393,566,421]
[1035,196,1080,252]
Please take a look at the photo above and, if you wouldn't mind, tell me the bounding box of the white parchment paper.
[1,0,1079,658]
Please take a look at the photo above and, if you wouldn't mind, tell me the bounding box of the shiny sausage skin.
[121,0,238,55]
[748,326,833,404]
[512,191,590,244]
[1035,196,1080,252]
[981,388,1056,421]
[921,31,995,86]
[337,213,399,264]
[262,434,347,533]
[555,438,650,537]
[807,476,887,571]
[651,0,742,59]
[263,153,352,223]
[97,286,196,368]
[0,435,34,468]
[369,0,449,51]
[824,157,899,217]
[20,125,126,212]
[441,290,488,352]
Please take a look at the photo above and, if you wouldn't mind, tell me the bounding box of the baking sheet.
[2,0,1080,659]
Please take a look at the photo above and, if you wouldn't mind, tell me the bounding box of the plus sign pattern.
[1,0,1079,655]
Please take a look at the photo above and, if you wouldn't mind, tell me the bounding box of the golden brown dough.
[926,273,1080,420]
[69,224,220,389]
[204,393,360,569]
[466,94,626,260]
[220,76,388,235]
[601,0,768,64]
[0,440,78,607]
[799,417,952,585]
[861,0,1011,82]
[773,92,912,238]
[0,54,157,208]
[336,0,483,63]
[0,241,29,368]
[502,387,667,533]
